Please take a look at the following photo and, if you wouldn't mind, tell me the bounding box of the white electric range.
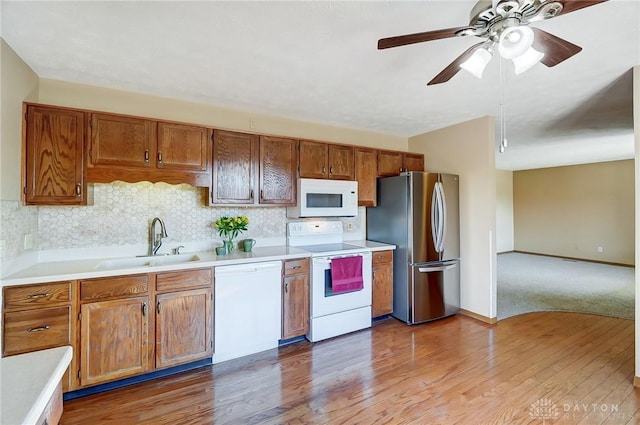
[287,221,372,342]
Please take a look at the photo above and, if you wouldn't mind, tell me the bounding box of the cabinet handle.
[290,265,301,270]
[329,167,333,175]
[285,282,288,293]
[142,302,147,316]
[26,293,52,299]
[157,301,161,315]
[322,166,326,175]
[250,189,254,199]
[144,150,150,162]
[27,325,51,333]
[158,152,163,163]
[76,184,82,196]
[261,190,264,199]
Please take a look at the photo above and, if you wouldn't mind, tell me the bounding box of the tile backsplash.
[1,181,365,262]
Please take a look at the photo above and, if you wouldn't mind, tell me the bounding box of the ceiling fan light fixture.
[460,47,493,78]
[512,46,544,74]
[498,26,535,59]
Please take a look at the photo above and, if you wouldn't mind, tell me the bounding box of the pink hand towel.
[330,256,363,294]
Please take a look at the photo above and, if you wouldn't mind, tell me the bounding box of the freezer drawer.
[409,259,460,324]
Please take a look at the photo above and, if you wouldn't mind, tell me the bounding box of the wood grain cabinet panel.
[23,105,87,205]
[403,153,424,172]
[155,268,213,293]
[89,113,155,168]
[259,136,297,205]
[299,141,354,180]
[4,281,71,310]
[157,122,209,172]
[80,275,148,301]
[155,287,213,369]
[372,250,393,318]
[354,147,377,207]
[80,296,150,386]
[377,150,404,177]
[211,130,258,204]
[3,306,71,356]
[282,258,309,339]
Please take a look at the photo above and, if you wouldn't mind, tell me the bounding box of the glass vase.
[223,240,235,253]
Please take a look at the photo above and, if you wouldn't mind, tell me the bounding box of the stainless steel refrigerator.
[367,172,460,324]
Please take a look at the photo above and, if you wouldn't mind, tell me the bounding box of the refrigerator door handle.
[437,181,447,253]
[431,183,439,250]
[417,263,458,273]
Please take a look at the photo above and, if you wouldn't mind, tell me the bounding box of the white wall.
[496,170,514,253]
[408,116,497,320]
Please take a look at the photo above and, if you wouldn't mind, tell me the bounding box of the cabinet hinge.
[78,370,81,379]
[78,312,82,321]
[88,118,92,127]
[24,112,28,121]
[23,186,27,195]
[88,149,92,159]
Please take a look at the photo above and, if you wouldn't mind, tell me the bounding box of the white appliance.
[214,261,282,363]
[286,178,358,218]
[287,221,372,342]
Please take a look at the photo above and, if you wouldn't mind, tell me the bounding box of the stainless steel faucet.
[149,217,168,256]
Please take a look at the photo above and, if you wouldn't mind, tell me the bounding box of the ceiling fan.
[377,0,609,85]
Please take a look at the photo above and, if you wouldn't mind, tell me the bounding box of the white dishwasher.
[214,261,282,363]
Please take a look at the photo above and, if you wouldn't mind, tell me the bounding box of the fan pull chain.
[499,57,508,153]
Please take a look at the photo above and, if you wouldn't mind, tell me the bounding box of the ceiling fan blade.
[378,26,471,50]
[556,0,609,16]
[531,27,582,67]
[427,42,485,86]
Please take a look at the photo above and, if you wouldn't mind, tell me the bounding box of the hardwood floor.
[62,312,639,425]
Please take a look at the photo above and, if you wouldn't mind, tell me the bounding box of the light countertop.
[1,346,73,425]
[1,242,395,287]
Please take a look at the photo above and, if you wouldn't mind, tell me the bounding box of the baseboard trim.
[634,376,640,388]
[512,250,634,268]
[459,308,497,325]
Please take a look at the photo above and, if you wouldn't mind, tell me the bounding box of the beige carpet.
[497,252,635,320]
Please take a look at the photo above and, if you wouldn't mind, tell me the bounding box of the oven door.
[310,252,372,318]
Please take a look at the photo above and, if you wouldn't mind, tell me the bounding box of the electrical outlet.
[249,118,255,129]
[597,246,604,253]
[346,222,354,231]
[23,233,33,250]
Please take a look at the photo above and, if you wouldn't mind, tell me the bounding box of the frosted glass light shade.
[512,47,544,74]
[460,48,492,79]
[499,26,534,59]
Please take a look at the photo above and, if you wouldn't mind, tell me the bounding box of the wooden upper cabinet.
[157,122,209,172]
[378,150,425,177]
[89,113,155,168]
[259,136,297,205]
[23,104,88,205]
[377,150,403,177]
[299,141,354,180]
[355,147,377,207]
[299,140,328,179]
[211,130,258,204]
[403,153,424,172]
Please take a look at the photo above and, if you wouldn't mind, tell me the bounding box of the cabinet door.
[355,147,377,207]
[403,153,424,172]
[80,296,149,386]
[24,105,86,205]
[377,150,403,177]
[89,113,156,168]
[372,251,394,318]
[155,287,213,369]
[259,136,297,205]
[282,273,309,339]
[157,122,210,172]
[327,144,354,180]
[298,140,328,179]
[212,130,258,204]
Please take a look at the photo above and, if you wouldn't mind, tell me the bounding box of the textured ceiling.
[2,0,639,170]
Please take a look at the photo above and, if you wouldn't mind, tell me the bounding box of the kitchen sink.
[95,254,201,270]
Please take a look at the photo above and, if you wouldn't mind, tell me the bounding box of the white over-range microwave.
[286,178,358,218]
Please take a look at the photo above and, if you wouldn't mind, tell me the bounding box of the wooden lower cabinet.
[155,287,213,369]
[372,250,394,318]
[281,259,309,339]
[80,296,150,387]
[36,381,63,425]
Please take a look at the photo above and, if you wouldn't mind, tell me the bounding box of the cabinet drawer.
[3,306,71,356]
[283,258,309,276]
[372,250,393,265]
[80,275,148,301]
[3,282,71,310]
[156,268,213,292]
